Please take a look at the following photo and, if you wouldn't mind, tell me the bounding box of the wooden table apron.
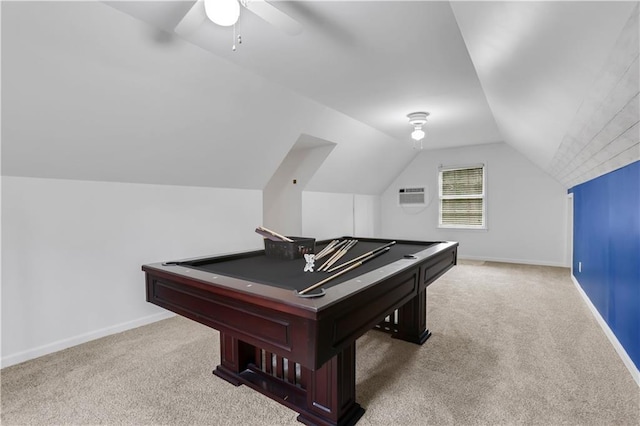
[143,239,458,426]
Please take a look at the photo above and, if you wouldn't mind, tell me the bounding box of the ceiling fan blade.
[246,0,303,36]
[174,0,207,36]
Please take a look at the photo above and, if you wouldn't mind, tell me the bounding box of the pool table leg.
[392,288,431,344]
[214,333,255,386]
[297,341,365,426]
[213,333,364,426]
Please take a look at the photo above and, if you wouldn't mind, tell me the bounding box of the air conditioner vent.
[399,187,426,206]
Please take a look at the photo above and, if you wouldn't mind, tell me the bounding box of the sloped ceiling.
[451,1,637,171]
[1,1,416,194]
[2,1,637,193]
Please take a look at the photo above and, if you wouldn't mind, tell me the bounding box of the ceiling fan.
[174,0,302,37]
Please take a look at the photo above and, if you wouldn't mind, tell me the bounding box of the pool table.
[143,237,458,426]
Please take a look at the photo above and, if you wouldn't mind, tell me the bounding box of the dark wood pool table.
[143,237,458,426]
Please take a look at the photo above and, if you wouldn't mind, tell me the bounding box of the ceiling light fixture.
[407,112,429,150]
[204,0,241,27]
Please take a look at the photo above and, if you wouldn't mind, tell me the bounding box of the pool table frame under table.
[143,237,458,426]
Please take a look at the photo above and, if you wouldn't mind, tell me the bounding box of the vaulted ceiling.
[2,1,637,193]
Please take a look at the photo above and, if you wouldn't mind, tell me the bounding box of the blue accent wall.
[570,161,640,370]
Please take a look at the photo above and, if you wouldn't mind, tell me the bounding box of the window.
[438,165,486,229]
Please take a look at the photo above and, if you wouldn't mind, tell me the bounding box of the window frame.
[438,164,487,230]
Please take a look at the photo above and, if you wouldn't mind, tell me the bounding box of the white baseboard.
[458,255,568,268]
[570,274,640,387]
[1,311,175,369]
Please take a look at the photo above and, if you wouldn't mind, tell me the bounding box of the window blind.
[439,166,485,228]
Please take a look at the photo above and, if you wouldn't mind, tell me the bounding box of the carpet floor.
[2,261,638,425]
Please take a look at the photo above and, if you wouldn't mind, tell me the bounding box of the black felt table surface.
[186,240,434,292]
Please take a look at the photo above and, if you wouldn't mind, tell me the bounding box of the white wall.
[301,192,380,240]
[264,143,335,237]
[381,143,568,266]
[263,150,305,237]
[354,195,381,238]
[1,177,263,367]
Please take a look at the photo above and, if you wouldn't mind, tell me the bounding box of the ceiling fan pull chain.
[236,0,246,51]
[232,24,237,51]
[232,23,242,52]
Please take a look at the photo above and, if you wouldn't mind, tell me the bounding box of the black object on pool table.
[142,237,458,426]
[256,226,315,260]
[264,236,315,260]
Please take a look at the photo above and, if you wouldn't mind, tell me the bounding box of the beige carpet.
[2,262,639,425]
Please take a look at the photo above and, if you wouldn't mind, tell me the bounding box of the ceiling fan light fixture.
[407,111,429,141]
[204,0,241,27]
[411,128,425,141]
[407,112,429,149]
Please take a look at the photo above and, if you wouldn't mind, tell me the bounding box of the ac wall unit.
[398,187,426,206]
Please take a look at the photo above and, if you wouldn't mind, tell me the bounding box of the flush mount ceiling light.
[407,112,430,149]
[204,0,241,27]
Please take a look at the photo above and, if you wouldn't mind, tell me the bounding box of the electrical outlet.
[578,261,582,273]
